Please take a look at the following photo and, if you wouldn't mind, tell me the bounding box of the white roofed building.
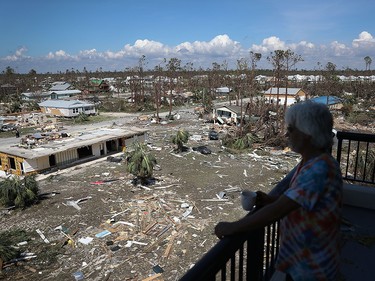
[263,87,308,106]
[38,100,96,117]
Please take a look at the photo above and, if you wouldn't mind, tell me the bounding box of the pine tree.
[0,175,39,209]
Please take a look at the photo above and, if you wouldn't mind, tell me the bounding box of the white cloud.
[2,32,375,73]
[251,36,287,53]
[176,35,242,56]
[46,50,75,60]
[330,41,351,56]
[352,31,375,49]
[4,47,29,61]
[122,39,167,56]
[79,49,100,58]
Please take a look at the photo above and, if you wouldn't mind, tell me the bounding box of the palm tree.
[166,58,182,117]
[364,56,372,71]
[125,141,157,185]
[172,129,190,152]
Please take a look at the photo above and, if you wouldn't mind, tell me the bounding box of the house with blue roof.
[310,96,343,110]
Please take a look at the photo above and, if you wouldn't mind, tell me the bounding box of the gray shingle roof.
[38,99,93,108]
[49,82,71,91]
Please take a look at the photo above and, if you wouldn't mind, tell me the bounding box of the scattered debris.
[36,229,49,244]
[192,146,212,155]
[65,196,92,210]
[106,156,123,163]
[218,191,227,199]
[78,237,94,245]
[90,179,119,185]
[95,230,112,238]
[72,271,84,281]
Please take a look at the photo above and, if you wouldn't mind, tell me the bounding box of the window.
[9,157,16,169]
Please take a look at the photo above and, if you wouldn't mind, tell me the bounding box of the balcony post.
[246,227,265,281]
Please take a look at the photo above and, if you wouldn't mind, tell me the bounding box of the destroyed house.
[0,127,147,176]
[88,79,110,93]
[38,100,96,117]
[310,95,343,110]
[213,105,243,124]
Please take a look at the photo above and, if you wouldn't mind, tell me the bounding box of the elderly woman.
[215,101,343,281]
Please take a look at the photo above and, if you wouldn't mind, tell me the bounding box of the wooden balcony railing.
[179,130,375,281]
[179,221,280,281]
[336,131,375,185]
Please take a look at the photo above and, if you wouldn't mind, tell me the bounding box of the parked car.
[0,124,16,132]
[208,130,219,140]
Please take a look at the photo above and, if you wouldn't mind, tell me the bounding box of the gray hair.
[285,101,333,149]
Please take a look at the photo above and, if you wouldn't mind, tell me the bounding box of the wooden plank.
[141,273,163,281]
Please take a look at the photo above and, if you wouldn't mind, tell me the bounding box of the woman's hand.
[214,222,234,239]
[256,191,276,207]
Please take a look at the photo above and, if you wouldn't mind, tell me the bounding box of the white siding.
[92,143,102,157]
[55,149,79,165]
[36,156,50,170]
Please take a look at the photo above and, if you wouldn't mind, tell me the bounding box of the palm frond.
[125,141,157,184]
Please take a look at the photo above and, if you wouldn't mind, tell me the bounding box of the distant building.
[49,82,73,91]
[21,91,51,101]
[38,100,96,117]
[50,89,82,100]
[263,87,307,106]
[215,87,231,95]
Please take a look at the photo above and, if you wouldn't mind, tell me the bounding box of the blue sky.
[1,0,375,73]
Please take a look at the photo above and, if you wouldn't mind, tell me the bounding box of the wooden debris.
[143,221,158,234]
[141,273,163,281]
[163,234,176,259]
[60,228,79,248]
[24,265,37,273]
[36,229,50,244]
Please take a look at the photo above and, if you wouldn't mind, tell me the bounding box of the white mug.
[241,190,257,211]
